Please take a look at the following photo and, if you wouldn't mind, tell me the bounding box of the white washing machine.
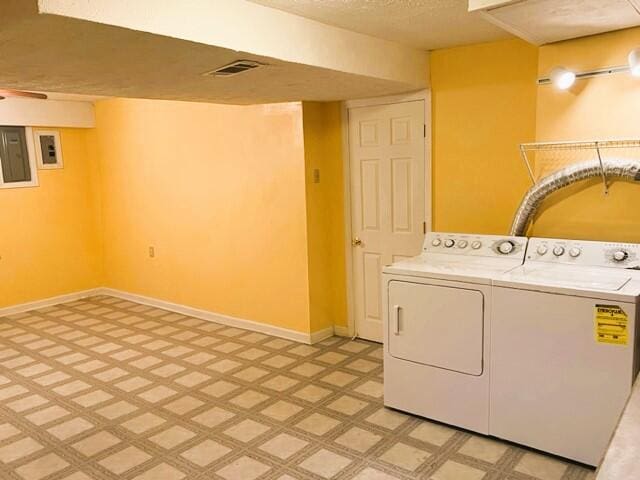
[382,232,528,434]
[491,237,640,466]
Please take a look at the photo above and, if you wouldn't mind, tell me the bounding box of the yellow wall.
[0,128,103,308]
[531,27,640,241]
[92,99,313,333]
[430,29,640,242]
[1,99,347,336]
[430,39,539,234]
[302,102,348,331]
[8,27,637,336]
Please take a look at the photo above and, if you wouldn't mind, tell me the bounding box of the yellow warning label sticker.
[595,305,628,345]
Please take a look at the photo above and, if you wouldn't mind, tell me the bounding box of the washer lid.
[496,264,635,298]
[519,268,629,291]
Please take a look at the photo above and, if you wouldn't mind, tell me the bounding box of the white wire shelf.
[520,139,640,152]
[519,139,640,194]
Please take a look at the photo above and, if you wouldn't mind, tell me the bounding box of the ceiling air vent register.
[204,60,263,77]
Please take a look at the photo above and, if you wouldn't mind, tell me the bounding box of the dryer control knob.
[458,240,468,249]
[431,238,442,247]
[471,241,482,250]
[444,239,455,248]
[613,250,629,262]
[553,246,565,256]
[497,241,515,255]
[569,248,581,258]
[537,245,548,255]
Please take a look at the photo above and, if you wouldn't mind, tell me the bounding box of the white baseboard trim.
[333,325,351,338]
[0,288,103,317]
[310,327,335,344]
[100,288,330,345]
[1,287,340,345]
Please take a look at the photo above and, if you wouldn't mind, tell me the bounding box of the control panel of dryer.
[423,232,527,259]
[527,237,640,268]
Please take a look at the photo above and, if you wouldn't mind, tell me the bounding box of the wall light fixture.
[539,46,640,89]
[549,67,576,90]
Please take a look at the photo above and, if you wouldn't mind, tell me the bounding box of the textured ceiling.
[0,5,421,105]
[248,0,511,50]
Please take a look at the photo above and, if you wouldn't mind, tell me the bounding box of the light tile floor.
[0,296,594,480]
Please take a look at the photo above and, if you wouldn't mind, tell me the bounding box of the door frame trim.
[340,89,432,339]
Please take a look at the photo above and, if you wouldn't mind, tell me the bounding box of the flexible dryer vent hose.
[510,158,640,236]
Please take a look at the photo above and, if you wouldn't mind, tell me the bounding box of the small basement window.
[0,126,38,189]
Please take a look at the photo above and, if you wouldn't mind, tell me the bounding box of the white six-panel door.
[349,100,426,342]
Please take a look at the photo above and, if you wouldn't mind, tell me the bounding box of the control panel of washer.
[423,232,527,258]
[527,237,640,268]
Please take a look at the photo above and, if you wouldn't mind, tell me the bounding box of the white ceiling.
[248,0,511,50]
[473,0,640,45]
[0,0,427,105]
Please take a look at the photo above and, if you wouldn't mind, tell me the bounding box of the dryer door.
[387,280,484,375]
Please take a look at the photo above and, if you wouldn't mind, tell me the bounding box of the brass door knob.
[352,237,363,247]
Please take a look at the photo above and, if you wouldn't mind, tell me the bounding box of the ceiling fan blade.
[0,89,47,100]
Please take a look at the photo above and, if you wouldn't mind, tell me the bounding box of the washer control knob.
[458,240,468,249]
[431,238,442,247]
[444,239,455,248]
[569,247,581,258]
[497,241,515,255]
[613,250,629,262]
[553,246,565,257]
[471,241,482,250]
[537,245,548,256]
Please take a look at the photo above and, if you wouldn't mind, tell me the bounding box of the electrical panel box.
[39,134,58,165]
[0,126,31,183]
[34,130,63,169]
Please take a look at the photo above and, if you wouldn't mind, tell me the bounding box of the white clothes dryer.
[382,232,528,434]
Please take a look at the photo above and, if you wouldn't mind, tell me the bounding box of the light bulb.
[550,66,576,90]
[628,48,640,77]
